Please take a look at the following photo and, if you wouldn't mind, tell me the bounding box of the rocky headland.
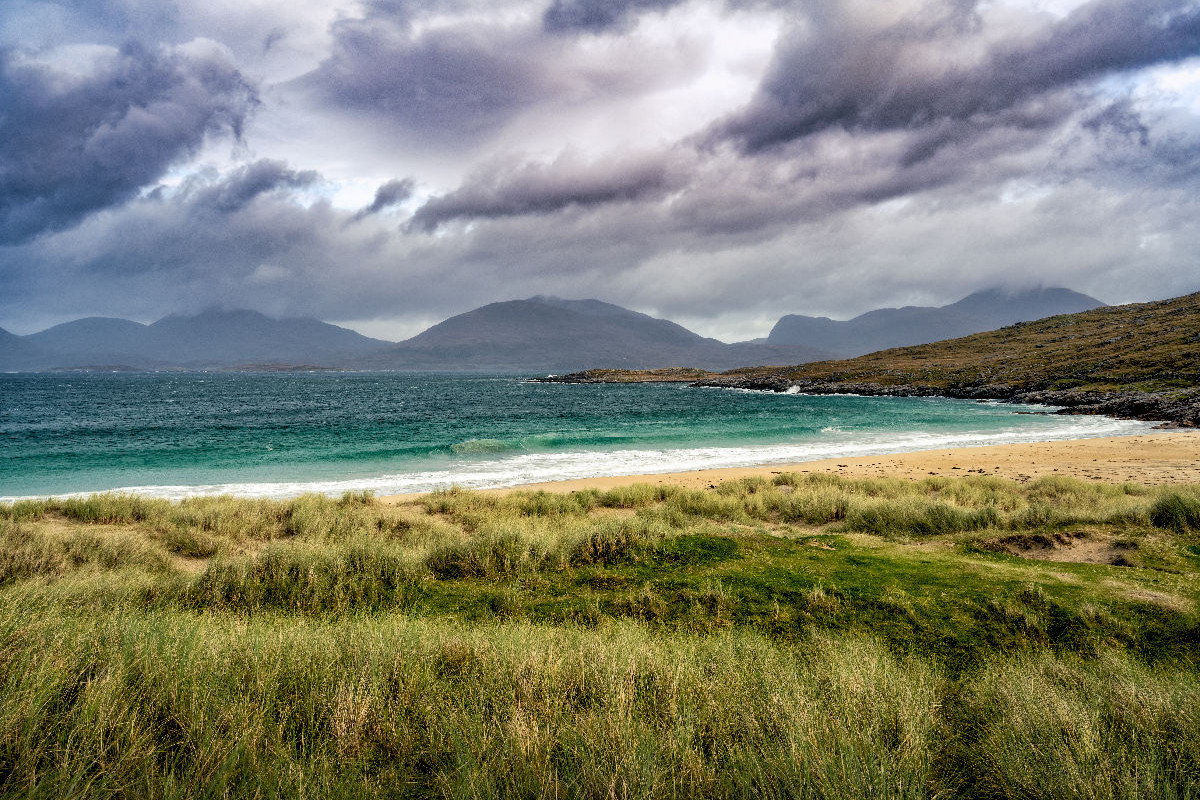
[544,292,1200,427]
[689,373,1200,427]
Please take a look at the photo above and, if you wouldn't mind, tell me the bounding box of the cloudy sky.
[2,0,1199,341]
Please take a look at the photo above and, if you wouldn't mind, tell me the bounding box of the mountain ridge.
[768,287,1105,356]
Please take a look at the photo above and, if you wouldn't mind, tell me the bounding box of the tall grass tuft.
[598,484,679,509]
[186,540,424,614]
[841,497,1001,536]
[1150,490,1200,533]
[942,651,1200,798]
[0,520,172,584]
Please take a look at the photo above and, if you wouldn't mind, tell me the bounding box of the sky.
[1,0,1199,342]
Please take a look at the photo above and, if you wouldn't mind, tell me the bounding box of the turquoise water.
[0,372,1152,499]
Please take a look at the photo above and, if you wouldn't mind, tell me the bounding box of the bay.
[0,372,1152,499]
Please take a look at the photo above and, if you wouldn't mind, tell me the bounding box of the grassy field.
[1,476,1199,798]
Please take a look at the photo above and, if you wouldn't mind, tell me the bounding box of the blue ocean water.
[0,372,1153,500]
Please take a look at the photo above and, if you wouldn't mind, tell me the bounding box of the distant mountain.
[0,325,54,371]
[768,287,1105,357]
[1,310,392,371]
[1,300,834,372]
[24,317,158,368]
[142,310,391,365]
[359,297,836,371]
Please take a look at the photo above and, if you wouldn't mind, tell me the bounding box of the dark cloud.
[0,40,256,244]
[0,161,362,318]
[351,178,414,222]
[716,0,1200,153]
[293,1,699,149]
[262,26,288,54]
[298,15,558,145]
[542,0,688,33]
[408,153,684,231]
[182,159,319,213]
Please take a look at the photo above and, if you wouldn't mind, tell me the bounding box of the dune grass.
[1,475,1199,797]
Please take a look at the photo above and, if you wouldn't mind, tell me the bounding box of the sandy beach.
[382,430,1200,502]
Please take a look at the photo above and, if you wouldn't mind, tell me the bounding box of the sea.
[0,372,1155,501]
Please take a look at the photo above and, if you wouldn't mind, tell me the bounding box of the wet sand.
[381,430,1200,502]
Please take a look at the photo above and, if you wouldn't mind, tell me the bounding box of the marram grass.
[0,474,1199,798]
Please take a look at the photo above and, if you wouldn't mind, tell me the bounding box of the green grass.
[1,475,1199,797]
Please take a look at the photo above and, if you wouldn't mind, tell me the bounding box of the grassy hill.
[724,291,1200,393]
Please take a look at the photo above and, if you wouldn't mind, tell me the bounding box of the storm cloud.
[293,0,709,150]
[0,40,256,244]
[409,152,686,231]
[716,0,1200,153]
[542,0,689,33]
[186,159,319,213]
[299,17,557,144]
[351,178,415,222]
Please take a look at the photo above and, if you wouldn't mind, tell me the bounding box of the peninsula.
[544,291,1200,427]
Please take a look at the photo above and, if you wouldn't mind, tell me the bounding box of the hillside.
[703,291,1200,425]
[768,287,1105,356]
[359,297,835,371]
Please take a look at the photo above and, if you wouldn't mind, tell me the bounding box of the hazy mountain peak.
[366,296,834,371]
[25,317,150,356]
[151,307,276,326]
[944,287,1105,322]
[526,296,654,320]
[768,286,1106,357]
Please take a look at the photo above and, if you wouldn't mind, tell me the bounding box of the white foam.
[0,414,1156,502]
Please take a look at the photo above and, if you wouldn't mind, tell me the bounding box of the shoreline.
[4,429,1195,506]
[379,430,1200,501]
[541,369,1200,429]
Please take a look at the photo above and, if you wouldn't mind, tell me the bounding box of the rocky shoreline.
[691,374,1200,428]
[535,368,716,384]
[539,369,1200,427]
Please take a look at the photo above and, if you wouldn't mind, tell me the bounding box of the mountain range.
[0,287,1102,373]
[767,287,1105,357]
